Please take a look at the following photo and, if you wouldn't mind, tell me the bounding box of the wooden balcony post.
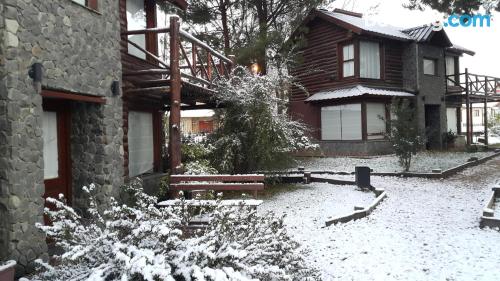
[484,77,489,145]
[192,43,197,76]
[169,16,182,174]
[207,52,212,80]
[465,68,471,145]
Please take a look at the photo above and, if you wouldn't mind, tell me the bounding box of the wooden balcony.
[121,18,234,110]
[121,16,234,173]
[445,69,500,145]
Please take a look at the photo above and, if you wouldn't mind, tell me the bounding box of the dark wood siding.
[290,18,406,102]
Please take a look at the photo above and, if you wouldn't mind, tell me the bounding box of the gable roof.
[314,9,413,41]
[298,9,474,55]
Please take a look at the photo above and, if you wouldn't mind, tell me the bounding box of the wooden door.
[42,99,72,212]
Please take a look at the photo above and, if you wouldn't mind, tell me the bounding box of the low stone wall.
[480,186,500,229]
[268,174,386,226]
[325,188,387,226]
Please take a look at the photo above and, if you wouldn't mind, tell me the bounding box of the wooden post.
[484,77,489,145]
[207,52,212,80]
[465,68,471,145]
[169,16,182,174]
[192,43,197,76]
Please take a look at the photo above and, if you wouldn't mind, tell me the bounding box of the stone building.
[0,0,122,275]
[0,0,229,275]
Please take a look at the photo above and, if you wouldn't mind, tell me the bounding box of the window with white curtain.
[366,103,386,139]
[360,41,381,79]
[321,104,362,140]
[128,111,154,177]
[127,0,147,60]
[342,44,355,77]
[445,56,456,86]
[446,108,458,133]
[423,58,437,75]
[43,111,59,180]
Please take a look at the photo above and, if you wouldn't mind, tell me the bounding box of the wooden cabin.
[288,8,482,155]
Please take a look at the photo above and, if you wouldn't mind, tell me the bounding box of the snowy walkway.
[259,158,500,280]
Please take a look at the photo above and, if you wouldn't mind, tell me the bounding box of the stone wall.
[0,0,123,275]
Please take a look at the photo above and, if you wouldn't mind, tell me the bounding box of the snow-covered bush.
[29,182,317,281]
[184,160,218,175]
[209,67,317,174]
[387,98,424,172]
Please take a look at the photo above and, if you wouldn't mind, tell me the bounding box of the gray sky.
[327,0,500,78]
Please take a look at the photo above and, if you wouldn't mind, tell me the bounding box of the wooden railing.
[446,70,500,97]
[445,68,500,146]
[121,20,234,88]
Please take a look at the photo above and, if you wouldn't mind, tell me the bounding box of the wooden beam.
[123,69,170,76]
[169,16,182,174]
[41,90,106,104]
[125,86,171,95]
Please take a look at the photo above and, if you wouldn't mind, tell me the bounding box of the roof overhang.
[306,85,415,102]
[158,0,188,10]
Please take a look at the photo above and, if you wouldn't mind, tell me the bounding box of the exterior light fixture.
[111,80,121,96]
[250,63,260,75]
[28,63,43,82]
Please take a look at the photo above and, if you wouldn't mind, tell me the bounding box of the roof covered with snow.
[305,85,415,102]
[308,9,474,55]
[318,9,413,41]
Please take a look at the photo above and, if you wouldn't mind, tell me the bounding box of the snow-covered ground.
[296,151,495,173]
[260,158,500,280]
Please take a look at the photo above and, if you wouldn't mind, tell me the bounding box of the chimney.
[333,8,363,18]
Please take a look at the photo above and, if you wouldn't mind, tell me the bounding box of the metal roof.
[318,10,413,41]
[313,9,474,55]
[306,85,415,102]
[401,25,435,42]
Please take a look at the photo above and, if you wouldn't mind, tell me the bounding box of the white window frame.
[342,44,355,78]
[445,56,456,86]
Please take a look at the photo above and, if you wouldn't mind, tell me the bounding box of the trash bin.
[355,166,371,189]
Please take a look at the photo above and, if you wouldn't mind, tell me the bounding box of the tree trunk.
[254,0,268,74]
[219,0,231,55]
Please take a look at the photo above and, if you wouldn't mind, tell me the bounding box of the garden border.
[269,174,387,226]
[267,151,500,179]
[480,185,500,229]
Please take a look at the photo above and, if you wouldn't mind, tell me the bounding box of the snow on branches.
[29,181,318,281]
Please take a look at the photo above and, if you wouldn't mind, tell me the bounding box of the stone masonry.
[0,0,123,275]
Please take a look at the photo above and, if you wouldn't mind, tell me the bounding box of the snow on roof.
[181,109,215,118]
[314,9,474,55]
[447,44,476,56]
[305,85,415,102]
[319,10,413,41]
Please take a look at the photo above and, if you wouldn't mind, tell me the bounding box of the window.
[474,110,480,117]
[446,108,458,133]
[342,44,355,77]
[360,41,380,79]
[127,0,147,59]
[128,111,154,177]
[43,111,59,179]
[366,103,386,139]
[71,0,98,10]
[321,104,362,140]
[445,56,456,86]
[423,58,437,75]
